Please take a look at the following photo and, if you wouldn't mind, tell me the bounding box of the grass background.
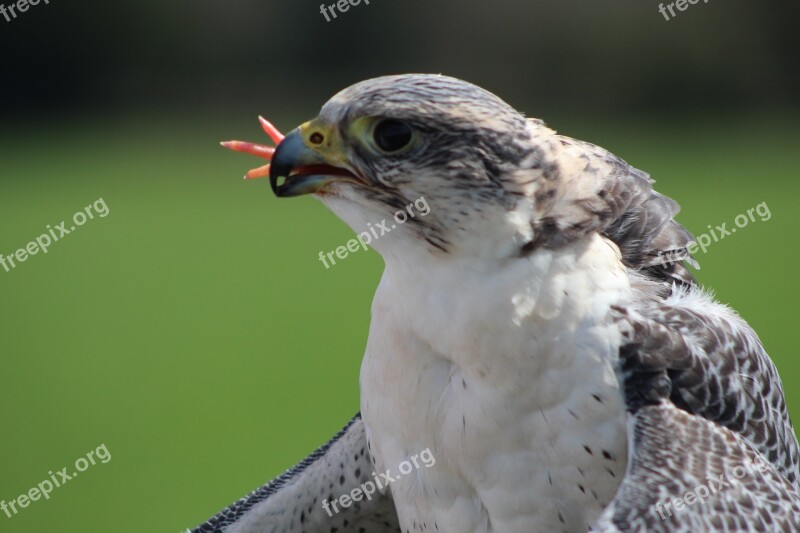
[0,112,798,532]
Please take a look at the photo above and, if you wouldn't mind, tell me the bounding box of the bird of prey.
[192,74,800,532]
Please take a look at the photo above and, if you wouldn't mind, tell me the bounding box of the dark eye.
[373,119,413,153]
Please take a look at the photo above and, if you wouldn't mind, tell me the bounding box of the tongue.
[291,164,355,178]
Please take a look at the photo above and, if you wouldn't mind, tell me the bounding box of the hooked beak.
[269,128,363,197]
[221,117,365,197]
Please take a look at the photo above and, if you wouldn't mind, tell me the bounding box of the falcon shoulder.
[524,128,697,290]
[189,413,401,533]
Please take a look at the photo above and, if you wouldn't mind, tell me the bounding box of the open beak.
[221,116,364,197]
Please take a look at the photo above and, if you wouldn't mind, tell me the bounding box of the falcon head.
[225,74,695,279]
[262,74,544,259]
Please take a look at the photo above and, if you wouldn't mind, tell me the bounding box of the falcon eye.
[373,119,413,153]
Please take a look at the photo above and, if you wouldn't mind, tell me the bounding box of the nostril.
[309,132,325,145]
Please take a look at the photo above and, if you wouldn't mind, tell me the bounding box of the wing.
[592,402,800,532]
[613,289,800,486]
[593,288,800,531]
[188,413,401,533]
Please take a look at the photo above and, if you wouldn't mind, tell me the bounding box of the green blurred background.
[0,1,798,532]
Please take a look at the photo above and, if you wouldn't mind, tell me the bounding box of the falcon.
[191,74,800,532]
